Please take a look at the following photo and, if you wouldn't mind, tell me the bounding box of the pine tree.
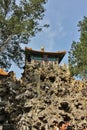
[68,16,87,78]
[0,0,48,69]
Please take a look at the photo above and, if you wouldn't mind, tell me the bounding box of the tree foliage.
[0,0,48,70]
[68,16,87,78]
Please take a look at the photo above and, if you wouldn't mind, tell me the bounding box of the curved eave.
[25,47,66,55]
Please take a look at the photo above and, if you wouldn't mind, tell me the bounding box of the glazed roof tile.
[0,69,8,76]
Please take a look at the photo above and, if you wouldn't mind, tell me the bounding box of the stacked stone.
[16,62,86,130]
[0,74,8,125]
[0,63,87,130]
[0,72,17,130]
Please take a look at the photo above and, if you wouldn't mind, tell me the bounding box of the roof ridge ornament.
[41,46,44,52]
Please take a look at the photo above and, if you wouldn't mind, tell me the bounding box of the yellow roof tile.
[0,69,8,76]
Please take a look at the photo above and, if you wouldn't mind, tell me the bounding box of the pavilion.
[25,47,66,65]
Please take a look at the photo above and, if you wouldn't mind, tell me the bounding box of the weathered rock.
[0,63,87,130]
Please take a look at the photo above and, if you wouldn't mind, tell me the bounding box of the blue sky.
[29,0,87,63]
[11,0,87,78]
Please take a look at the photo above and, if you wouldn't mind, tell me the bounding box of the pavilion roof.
[25,47,66,63]
[0,68,8,76]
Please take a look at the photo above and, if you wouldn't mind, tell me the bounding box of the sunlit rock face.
[0,63,87,130]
